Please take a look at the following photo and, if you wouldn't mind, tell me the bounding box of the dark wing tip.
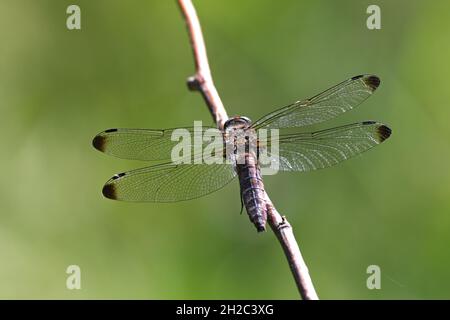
[102,183,117,200]
[364,75,381,91]
[92,135,106,152]
[103,173,126,199]
[93,129,118,151]
[377,125,392,142]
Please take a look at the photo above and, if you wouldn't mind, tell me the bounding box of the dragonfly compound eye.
[224,116,252,130]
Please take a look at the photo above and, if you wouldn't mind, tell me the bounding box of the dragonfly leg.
[239,194,244,215]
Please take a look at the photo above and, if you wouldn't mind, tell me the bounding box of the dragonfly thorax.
[224,116,256,165]
[223,117,258,167]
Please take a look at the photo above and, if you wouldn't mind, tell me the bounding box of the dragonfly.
[92,74,391,232]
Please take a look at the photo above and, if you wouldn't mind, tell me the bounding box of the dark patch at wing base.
[377,125,392,142]
[102,183,117,199]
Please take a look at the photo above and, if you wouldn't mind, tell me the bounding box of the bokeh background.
[0,0,449,299]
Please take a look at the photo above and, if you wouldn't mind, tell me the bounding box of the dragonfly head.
[224,116,252,131]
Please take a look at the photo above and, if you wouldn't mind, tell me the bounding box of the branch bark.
[177,0,319,300]
[177,0,228,129]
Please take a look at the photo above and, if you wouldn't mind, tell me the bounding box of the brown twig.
[177,0,228,129]
[177,0,319,300]
[266,196,319,300]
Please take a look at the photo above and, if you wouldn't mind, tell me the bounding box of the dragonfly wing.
[252,75,380,129]
[261,121,391,172]
[92,127,217,161]
[102,162,237,202]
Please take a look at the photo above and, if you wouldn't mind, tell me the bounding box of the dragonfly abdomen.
[236,154,267,232]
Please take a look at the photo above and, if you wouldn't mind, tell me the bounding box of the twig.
[177,0,319,300]
[177,0,228,129]
[266,196,319,300]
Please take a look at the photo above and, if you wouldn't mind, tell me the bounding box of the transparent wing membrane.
[102,162,236,202]
[92,127,217,161]
[265,121,391,172]
[252,75,380,129]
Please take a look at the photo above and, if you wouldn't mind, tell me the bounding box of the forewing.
[102,162,236,202]
[262,121,391,172]
[92,127,217,161]
[252,75,380,129]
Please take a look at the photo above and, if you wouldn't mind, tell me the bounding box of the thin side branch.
[177,0,318,300]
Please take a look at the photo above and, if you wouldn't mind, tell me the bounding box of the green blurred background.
[0,0,449,299]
